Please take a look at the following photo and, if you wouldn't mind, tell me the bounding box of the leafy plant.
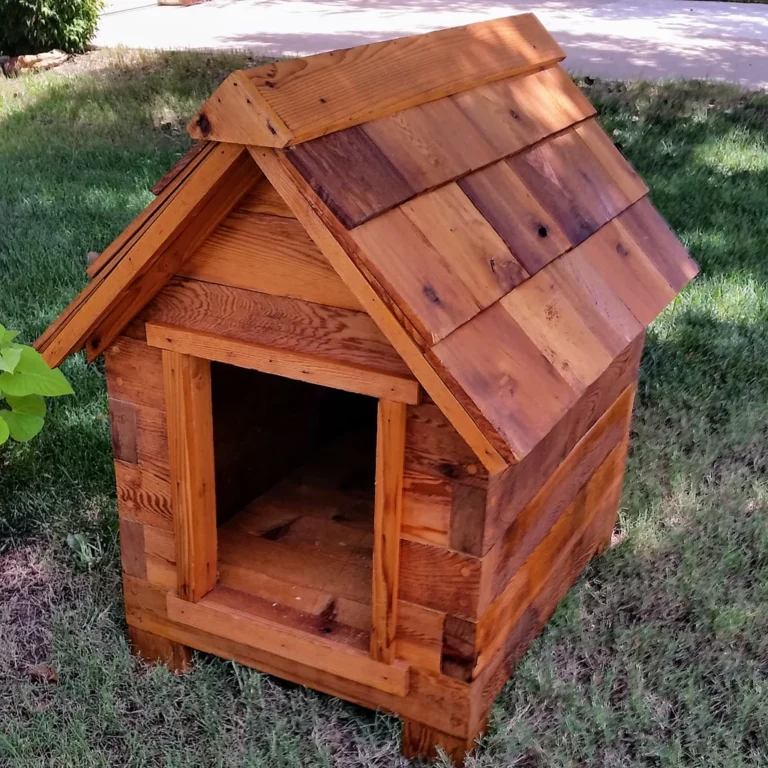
[0,324,73,445]
[0,0,104,57]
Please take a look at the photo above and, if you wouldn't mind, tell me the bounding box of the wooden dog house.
[37,15,698,763]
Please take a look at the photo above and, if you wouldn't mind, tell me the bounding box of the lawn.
[2,52,768,767]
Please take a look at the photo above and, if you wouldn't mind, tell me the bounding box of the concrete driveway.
[95,0,768,89]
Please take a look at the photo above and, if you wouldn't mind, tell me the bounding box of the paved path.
[95,0,768,89]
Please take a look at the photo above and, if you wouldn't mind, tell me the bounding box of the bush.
[0,0,104,57]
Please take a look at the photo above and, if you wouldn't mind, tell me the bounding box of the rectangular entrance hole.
[210,361,378,651]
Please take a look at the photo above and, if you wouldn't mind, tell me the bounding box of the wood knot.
[537,225,548,238]
[422,284,441,305]
[195,112,212,136]
[616,243,629,258]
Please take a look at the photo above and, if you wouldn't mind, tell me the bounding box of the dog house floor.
[210,432,375,652]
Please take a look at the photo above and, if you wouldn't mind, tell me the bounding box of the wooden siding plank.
[458,160,571,275]
[616,197,699,293]
[396,600,445,674]
[404,402,488,488]
[180,210,361,311]
[500,267,616,393]
[166,590,410,696]
[483,334,644,551]
[286,126,414,229]
[351,207,483,345]
[108,399,138,464]
[506,129,635,247]
[250,146,510,473]
[430,302,578,461]
[119,518,147,579]
[402,471,452,547]
[474,438,628,679]
[578,218,678,325]
[362,97,497,190]
[480,384,635,608]
[114,460,174,531]
[146,322,420,404]
[162,350,217,602]
[399,539,482,619]
[371,401,408,663]
[189,15,564,146]
[452,65,595,157]
[573,118,648,202]
[104,336,166,411]
[143,279,412,378]
[401,183,529,308]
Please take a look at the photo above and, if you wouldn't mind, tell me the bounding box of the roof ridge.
[187,14,563,147]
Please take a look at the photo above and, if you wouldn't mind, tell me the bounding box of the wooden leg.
[128,626,192,673]
[401,720,476,766]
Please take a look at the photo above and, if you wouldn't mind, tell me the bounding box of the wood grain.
[371,401,407,663]
[363,96,496,190]
[506,129,637,247]
[481,384,635,607]
[458,160,571,275]
[401,183,529,308]
[574,118,648,201]
[402,719,476,766]
[395,600,445,674]
[114,460,174,531]
[250,146,509,473]
[616,197,699,294]
[146,322,420,404]
[180,210,361,311]
[119,518,147,579]
[188,15,564,146]
[430,302,578,461]
[351,207,483,345]
[453,65,595,157]
[398,539,481,618]
[162,350,217,602]
[287,126,413,228]
[108,399,138,464]
[144,278,411,378]
[167,590,410,696]
[484,333,643,551]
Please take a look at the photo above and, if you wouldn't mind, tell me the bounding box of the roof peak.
[187,14,563,147]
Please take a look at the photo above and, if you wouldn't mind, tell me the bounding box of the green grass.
[2,53,768,766]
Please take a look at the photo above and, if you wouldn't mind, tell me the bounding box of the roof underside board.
[187,14,564,147]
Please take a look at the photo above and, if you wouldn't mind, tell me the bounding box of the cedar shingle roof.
[37,15,698,472]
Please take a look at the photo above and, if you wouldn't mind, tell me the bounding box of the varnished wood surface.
[180,210,361,311]
[143,278,412,378]
[370,401,408,663]
[146,322,420,404]
[162,350,217,602]
[188,15,564,146]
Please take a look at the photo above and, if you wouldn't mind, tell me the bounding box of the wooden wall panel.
[143,279,411,379]
[480,384,635,608]
[483,333,643,552]
[179,211,361,311]
[114,461,173,531]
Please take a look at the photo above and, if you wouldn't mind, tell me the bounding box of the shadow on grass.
[1,58,768,767]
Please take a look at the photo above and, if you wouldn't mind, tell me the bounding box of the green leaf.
[0,347,74,397]
[0,416,8,446]
[0,410,45,442]
[7,394,46,418]
[0,347,22,373]
[0,325,20,346]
